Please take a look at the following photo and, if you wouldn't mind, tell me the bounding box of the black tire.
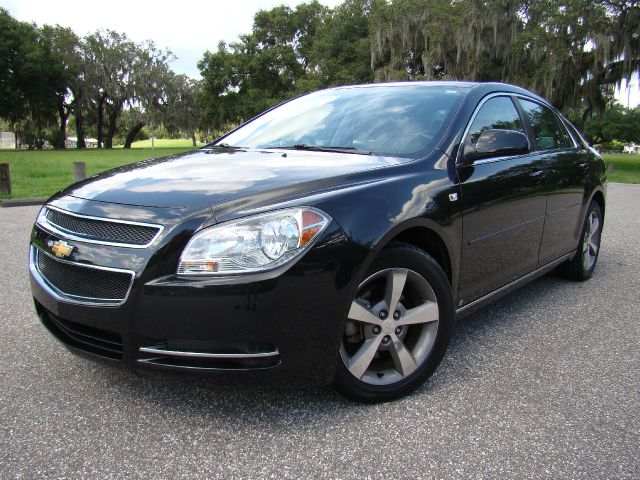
[557,200,603,281]
[333,242,454,403]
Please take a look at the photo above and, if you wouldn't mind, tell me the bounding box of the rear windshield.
[218,85,467,158]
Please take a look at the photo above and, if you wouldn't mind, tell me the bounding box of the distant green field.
[603,153,640,184]
[0,147,195,200]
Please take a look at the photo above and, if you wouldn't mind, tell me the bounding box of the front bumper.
[29,209,368,386]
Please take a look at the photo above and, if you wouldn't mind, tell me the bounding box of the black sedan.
[29,82,606,402]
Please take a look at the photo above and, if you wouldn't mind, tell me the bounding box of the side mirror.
[463,129,529,162]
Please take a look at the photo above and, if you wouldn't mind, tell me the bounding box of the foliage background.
[0,0,639,149]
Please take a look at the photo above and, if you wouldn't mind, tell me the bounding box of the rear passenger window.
[466,96,524,146]
[518,99,570,150]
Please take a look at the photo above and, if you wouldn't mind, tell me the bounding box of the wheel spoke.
[348,300,384,326]
[589,219,600,241]
[385,269,408,313]
[348,336,383,379]
[590,215,600,236]
[588,240,598,256]
[396,301,439,326]
[389,335,417,377]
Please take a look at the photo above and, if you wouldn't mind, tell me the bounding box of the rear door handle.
[531,170,545,177]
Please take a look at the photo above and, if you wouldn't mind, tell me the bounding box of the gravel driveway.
[1,183,638,479]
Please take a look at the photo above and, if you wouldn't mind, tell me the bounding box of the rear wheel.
[333,243,454,403]
[557,200,603,281]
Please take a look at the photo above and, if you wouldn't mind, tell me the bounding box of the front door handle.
[530,168,546,185]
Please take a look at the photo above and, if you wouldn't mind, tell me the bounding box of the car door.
[456,95,548,305]
[516,98,587,265]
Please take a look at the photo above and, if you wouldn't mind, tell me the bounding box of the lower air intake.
[40,309,123,360]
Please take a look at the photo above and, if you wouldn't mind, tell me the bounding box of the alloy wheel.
[582,210,601,271]
[339,268,440,386]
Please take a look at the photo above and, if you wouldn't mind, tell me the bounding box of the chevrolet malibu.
[29,82,606,402]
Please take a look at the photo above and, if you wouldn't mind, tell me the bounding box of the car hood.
[61,148,409,210]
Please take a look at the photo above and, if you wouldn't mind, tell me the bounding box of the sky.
[1,0,343,78]
[614,75,640,109]
[2,0,639,107]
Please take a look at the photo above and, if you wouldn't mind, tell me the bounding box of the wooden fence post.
[0,164,10,195]
[73,162,86,182]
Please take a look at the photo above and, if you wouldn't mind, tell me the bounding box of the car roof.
[326,81,478,91]
[323,81,551,108]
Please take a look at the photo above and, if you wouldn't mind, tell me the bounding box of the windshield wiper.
[269,144,375,155]
[202,142,245,150]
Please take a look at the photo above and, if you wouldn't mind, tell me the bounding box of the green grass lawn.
[603,153,640,184]
[0,147,196,200]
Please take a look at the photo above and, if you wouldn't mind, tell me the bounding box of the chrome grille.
[35,249,133,304]
[41,207,161,247]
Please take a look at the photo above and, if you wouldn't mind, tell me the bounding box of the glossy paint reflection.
[63,148,409,209]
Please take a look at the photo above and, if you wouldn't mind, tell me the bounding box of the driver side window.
[466,96,524,146]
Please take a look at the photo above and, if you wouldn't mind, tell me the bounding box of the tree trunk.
[76,111,86,149]
[97,93,107,148]
[123,122,147,148]
[73,94,86,149]
[104,109,119,149]
[191,131,196,147]
[59,118,67,149]
[57,102,69,149]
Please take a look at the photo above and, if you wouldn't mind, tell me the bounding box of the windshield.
[216,85,467,158]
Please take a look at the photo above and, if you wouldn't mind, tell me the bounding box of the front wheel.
[557,200,603,281]
[333,243,454,403]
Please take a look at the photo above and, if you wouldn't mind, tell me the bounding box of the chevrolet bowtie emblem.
[47,240,74,258]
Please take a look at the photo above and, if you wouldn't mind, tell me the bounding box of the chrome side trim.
[471,152,540,166]
[37,205,164,249]
[138,346,280,359]
[455,251,574,319]
[546,202,581,216]
[468,214,545,245]
[29,245,135,307]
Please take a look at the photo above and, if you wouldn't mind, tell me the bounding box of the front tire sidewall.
[333,244,454,403]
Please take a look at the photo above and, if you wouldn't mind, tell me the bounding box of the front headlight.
[177,207,331,275]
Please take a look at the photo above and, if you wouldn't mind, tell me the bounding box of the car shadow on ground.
[81,270,579,428]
